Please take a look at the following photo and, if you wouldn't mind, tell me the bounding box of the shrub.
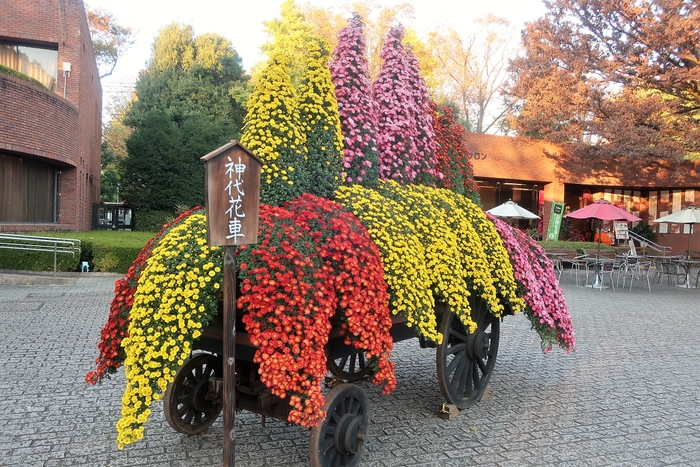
[133,210,174,232]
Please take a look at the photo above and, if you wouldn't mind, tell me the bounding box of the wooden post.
[223,245,237,465]
[201,141,261,467]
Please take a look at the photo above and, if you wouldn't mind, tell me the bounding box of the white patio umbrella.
[653,205,700,258]
[486,200,540,221]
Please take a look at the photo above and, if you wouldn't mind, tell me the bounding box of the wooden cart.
[163,293,504,467]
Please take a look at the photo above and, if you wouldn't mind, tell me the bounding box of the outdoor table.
[585,257,614,289]
[673,259,700,288]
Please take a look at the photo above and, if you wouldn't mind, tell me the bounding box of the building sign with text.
[546,201,565,241]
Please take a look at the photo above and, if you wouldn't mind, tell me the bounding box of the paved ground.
[1,271,699,467]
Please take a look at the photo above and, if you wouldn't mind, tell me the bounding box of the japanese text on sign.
[224,156,246,242]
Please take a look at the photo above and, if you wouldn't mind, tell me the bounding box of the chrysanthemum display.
[116,213,223,448]
[336,180,525,342]
[88,10,576,452]
[489,214,576,353]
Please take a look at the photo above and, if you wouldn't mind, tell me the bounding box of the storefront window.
[0,42,58,91]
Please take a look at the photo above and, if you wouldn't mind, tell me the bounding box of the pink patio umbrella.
[564,199,642,256]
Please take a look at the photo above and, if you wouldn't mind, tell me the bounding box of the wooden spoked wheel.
[436,296,500,409]
[309,383,369,467]
[164,352,223,435]
[327,351,373,382]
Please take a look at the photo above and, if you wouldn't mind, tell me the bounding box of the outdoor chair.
[621,261,652,291]
[660,261,686,287]
[560,253,589,286]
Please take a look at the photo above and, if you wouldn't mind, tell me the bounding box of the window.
[0,154,57,223]
[0,42,58,91]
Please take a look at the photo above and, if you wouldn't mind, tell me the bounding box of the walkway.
[0,273,698,466]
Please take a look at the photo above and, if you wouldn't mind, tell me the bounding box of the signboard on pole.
[546,201,566,241]
[201,140,261,467]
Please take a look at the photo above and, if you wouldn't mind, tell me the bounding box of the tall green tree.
[120,23,248,213]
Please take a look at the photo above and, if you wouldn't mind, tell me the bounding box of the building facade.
[465,133,700,256]
[0,0,101,232]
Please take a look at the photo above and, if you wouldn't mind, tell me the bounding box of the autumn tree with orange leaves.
[507,0,700,162]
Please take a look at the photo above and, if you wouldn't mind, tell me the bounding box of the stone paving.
[0,272,699,467]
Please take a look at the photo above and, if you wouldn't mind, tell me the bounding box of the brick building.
[0,0,101,232]
[466,133,700,256]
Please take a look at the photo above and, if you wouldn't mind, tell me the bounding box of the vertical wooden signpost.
[201,141,262,467]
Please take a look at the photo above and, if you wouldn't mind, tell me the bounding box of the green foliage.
[0,64,48,89]
[0,249,79,272]
[0,231,154,273]
[631,221,654,240]
[539,240,614,253]
[87,6,134,79]
[120,23,248,212]
[132,210,176,232]
[260,0,316,86]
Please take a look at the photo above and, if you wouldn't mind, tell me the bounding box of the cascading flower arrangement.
[488,214,576,353]
[237,194,395,428]
[431,102,480,202]
[85,207,203,385]
[90,8,577,451]
[115,212,223,448]
[107,194,396,447]
[336,180,525,341]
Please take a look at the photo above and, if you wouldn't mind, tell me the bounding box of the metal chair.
[597,259,621,291]
[660,261,686,287]
[622,261,652,291]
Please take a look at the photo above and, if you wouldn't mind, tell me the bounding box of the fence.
[0,233,81,276]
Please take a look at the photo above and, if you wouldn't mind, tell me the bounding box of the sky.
[85,0,547,109]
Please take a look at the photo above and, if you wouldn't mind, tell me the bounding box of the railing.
[627,231,672,256]
[0,233,81,276]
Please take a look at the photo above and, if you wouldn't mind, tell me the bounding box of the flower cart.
[163,293,502,467]
[86,12,576,466]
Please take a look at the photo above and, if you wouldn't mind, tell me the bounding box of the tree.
[258,0,317,86]
[426,15,516,133]
[507,0,700,161]
[120,23,248,212]
[301,1,415,80]
[86,6,134,79]
[329,12,380,186]
[100,95,132,202]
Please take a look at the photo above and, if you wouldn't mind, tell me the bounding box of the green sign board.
[546,201,566,241]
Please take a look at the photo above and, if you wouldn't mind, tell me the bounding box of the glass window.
[0,42,58,92]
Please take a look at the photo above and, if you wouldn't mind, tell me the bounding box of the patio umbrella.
[653,205,700,258]
[486,200,540,221]
[564,199,642,256]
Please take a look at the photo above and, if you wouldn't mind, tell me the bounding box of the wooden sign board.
[201,141,262,246]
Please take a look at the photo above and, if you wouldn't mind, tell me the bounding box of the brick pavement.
[1,272,699,467]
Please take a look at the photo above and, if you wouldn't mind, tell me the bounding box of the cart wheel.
[309,383,369,467]
[164,353,223,435]
[436,295,500,410]
[327,351,373,382]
